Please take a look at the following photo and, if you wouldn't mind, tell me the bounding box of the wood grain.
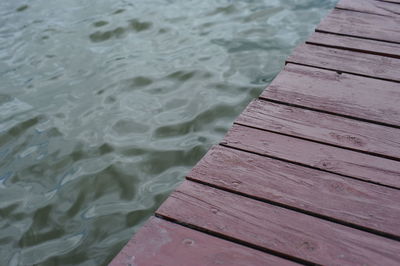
[188,145,400,238]
[109,217,297,266]
[222,124,400,189]
[286,44,400,83]
[337,0,400,17]
[236,100,400,160]
[317,9,400,43]
[307,32,400,59]
[157,181,400,266]
[260,64,400,127]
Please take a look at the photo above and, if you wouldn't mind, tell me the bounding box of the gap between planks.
[380,0,400,4]
[306,32,400,59]
[157,180,400,266]
[186,145,400,240]
[109,216,300,266]
[261,64,400,129]
[336,0,400,17]
[155,214,314,266]
[316,9,400,44]
[235,99,400,161]
[261,97,400,130]
[286,44,400,83]
[221,124,400,190]
[234,119,400,162]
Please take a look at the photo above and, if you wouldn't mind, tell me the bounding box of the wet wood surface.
[223,124,400,189]
[287,44,400,83]
[187,145,400,238]
[157,181,400,266]
[317,9,400,44]
[261,64,400,127]
[109,217,297,266]
[110,2,400,265]
[236,99,400,159]
[307,32,400,59]
[337,0,400,17]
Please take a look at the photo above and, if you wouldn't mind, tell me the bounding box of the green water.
[0,0,337,265]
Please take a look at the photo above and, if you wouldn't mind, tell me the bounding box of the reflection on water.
[0,0,337,265]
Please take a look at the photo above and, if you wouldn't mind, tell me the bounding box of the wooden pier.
[110,0,400,265]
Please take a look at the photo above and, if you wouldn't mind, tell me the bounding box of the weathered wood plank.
[317,9,400,43]
[261,64,400,127]
[337,0,400,17]
[109,217,297,266]
[286,44,400,83]
[188,145,400,238]
[236,100,400,160]
[222,124,400,189]
[307,32,400,59]
[157,181,400,266]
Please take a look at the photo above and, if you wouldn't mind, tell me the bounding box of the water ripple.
[0,0,337,265]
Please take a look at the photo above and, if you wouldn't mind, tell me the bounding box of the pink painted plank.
[286,44,400,83]
[236,99,400,160]
[222,124,400,189]
[307,32,400,59]
[260,64,400,127]
[109,217,297,266]
[187,145,400,238]
[157,181,400,266]
[317,9,400,43]
[337,0,400,17]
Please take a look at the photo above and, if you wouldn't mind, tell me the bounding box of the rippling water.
[0,0,337,265]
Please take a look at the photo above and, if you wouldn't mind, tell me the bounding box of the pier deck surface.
[110,0,400,265]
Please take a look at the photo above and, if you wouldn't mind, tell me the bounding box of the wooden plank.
[307,32,400,59]
[236,100,400,160]
[109,217,298,266]
[188,145,400,239]
[222,124,400,189]
[337,0,400,17]
[261,64,400,128]
[317,9,400,44]
[286,44,400,83]
[157,181,400,266]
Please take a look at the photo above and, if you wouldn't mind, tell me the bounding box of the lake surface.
[0,0,337,265]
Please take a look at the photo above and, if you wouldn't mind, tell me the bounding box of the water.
[0,0,337,265]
